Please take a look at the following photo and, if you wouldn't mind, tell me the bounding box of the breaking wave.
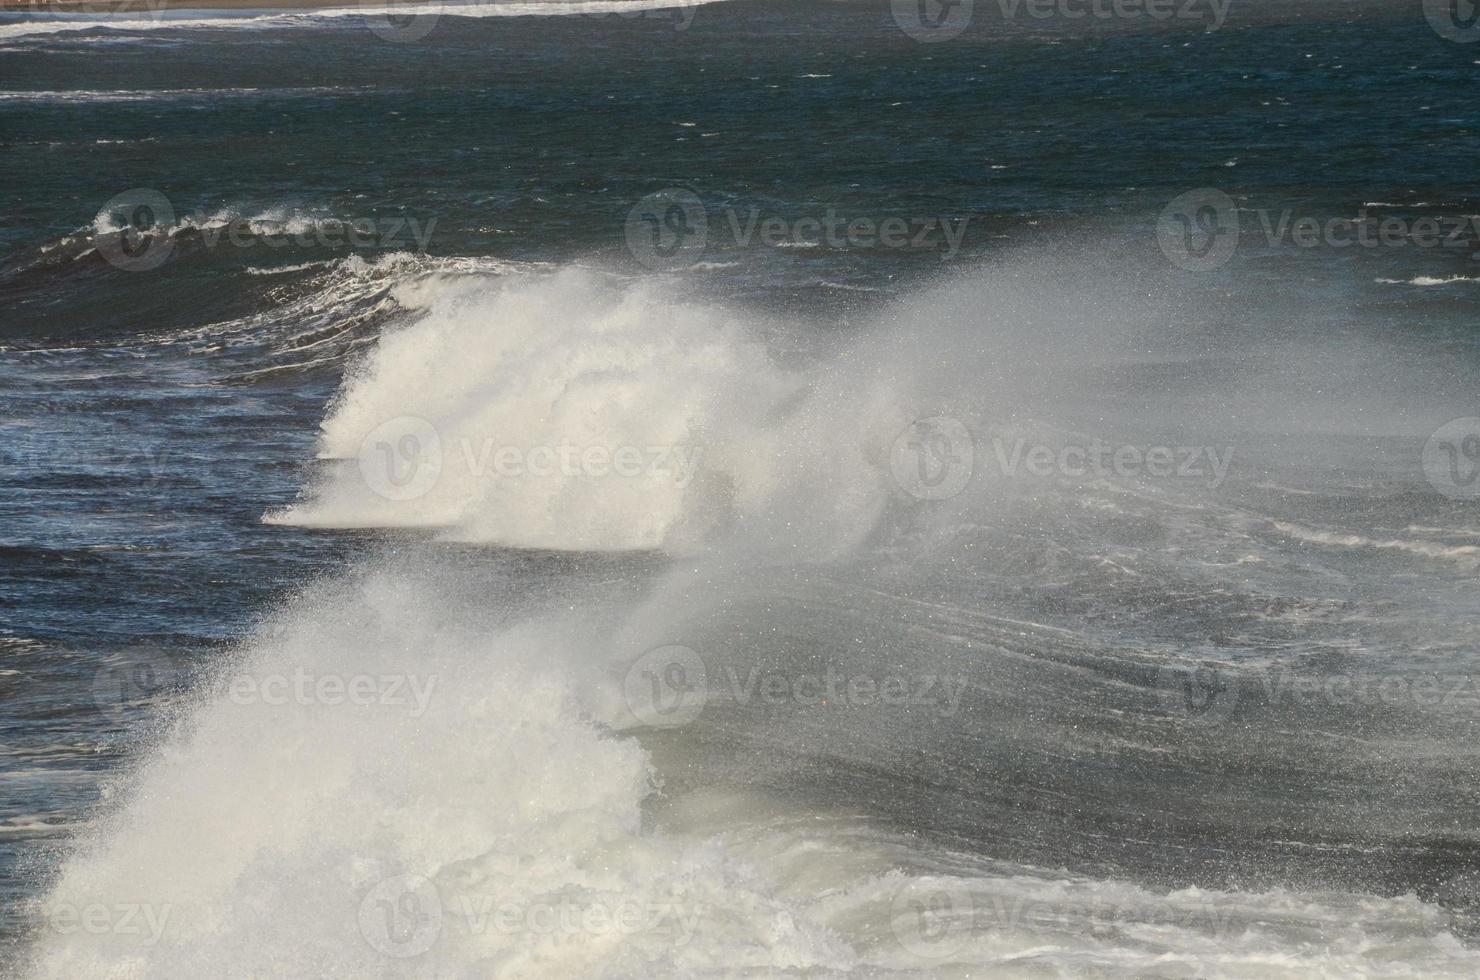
[268,266,904,554]
[25,255,1480,978]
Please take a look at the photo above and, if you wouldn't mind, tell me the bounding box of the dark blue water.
[4,1,1480,975]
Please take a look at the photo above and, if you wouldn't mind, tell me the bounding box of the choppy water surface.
[3,0,1480,976]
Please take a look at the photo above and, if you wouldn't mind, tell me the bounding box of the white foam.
[269,266,902,555]
[1273,521,1480,564]
[25,570,664,976]
[243,259,337,276]
[27,564,1480,978]
[1376,276,1480,286]
[90,203,348,239]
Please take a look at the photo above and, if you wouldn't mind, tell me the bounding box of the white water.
[27,262,1480,977]
[269,267,903,555]
[27,559,1480,978]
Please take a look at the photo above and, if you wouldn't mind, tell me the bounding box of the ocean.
[3,0,1480,975]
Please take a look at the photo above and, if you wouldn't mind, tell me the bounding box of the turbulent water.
[4,0,1480,976]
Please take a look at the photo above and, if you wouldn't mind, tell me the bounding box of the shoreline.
[1,0,399,10]
[0,0,709,15]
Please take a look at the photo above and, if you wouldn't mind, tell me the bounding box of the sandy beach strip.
[0,0,377,11]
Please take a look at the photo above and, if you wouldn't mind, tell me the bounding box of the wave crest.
[268,267,903,554]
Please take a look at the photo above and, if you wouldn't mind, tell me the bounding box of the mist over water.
[18,246,1480,976]
[4,0,1480,976]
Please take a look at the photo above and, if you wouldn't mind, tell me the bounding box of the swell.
[1,247,539,387]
